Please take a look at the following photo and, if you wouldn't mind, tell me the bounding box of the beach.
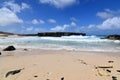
[0,48,120,80]
[0,0,120,79]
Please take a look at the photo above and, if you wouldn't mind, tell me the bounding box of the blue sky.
[0,0,120,35]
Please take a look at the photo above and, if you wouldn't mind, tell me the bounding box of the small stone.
[106,69,111,73]
[34,75,38,77]
[112,76,117,80]
[117,70,120,72]
[61,77,64,80]
[108,61,114,63]
[24,49,28,51]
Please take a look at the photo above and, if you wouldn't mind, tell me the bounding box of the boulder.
[106,35,120,40]
[3,46,16,51]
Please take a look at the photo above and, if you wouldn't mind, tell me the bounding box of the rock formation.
[38,32,86,37]
[106,35,120,40]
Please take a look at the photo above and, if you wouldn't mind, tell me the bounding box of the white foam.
[0,36,120,52]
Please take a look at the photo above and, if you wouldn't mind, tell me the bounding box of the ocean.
[0,35,120,52]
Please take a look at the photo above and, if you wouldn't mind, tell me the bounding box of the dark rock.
[0,52,1,55]
[34,75,38,77]
[61,77,64,80]
[24,49,28,51]
[106,35,120,40]
[5,69,23,78]
[38,32,86,37]
[3,46,16,51]
[117,70,120,72]
[106,69,111,73]
[112,76,117,80]
[108,61,114,63]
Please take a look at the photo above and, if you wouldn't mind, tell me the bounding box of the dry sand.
[0,49,120,80]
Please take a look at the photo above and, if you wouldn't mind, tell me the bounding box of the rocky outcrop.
[106,35,120,40]
[38,32,86,37]
[3,46,16,51]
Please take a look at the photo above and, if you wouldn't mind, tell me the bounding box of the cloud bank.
[96,9,120,19]
[0,7,23,26]
[48,19,56,23]
[0,1,30,27]
[32,19,45,24]
[51,22,76,31]
[39,0,78,8]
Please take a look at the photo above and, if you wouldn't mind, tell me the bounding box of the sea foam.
[0,35,120,52]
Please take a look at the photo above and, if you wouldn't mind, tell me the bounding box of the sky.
[0,0,120,35]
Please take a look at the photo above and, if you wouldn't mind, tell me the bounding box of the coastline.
[0,49,120,80]
[0,35,120,80]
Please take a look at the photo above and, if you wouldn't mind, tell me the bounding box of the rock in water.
[106,35,120,40]
[3,46,16,51]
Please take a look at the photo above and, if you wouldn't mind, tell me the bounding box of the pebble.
[112,76,117,80]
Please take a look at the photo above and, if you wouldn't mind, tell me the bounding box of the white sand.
[0,49,120,80]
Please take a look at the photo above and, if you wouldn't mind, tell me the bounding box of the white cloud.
[70,17,78,21]
[96,12,113,19]
[80,17,120,31]
[32,19,39,24]
[48,19,56,23]
[3,1,30,13]
[96,9,120,19]
[97,17,120,29]
[39,0,78,8]
[0,7,23,26]
[21,3,30,10]
[71,22,76,26]
[51,22,77,31]
[0,1,30,27]
[32,19,45,24]
[51,24,70,31]
[39,19,45,24]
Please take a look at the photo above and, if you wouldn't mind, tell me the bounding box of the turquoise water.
[0,35,120,52]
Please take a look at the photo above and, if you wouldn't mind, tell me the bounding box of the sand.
[0,49,120,80]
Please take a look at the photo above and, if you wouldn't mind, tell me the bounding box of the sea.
[0,35,120,52]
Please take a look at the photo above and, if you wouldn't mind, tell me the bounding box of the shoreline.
[1,48,120,57]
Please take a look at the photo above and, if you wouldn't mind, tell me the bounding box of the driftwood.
[5,69,23,78]
[97,66,113,68]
